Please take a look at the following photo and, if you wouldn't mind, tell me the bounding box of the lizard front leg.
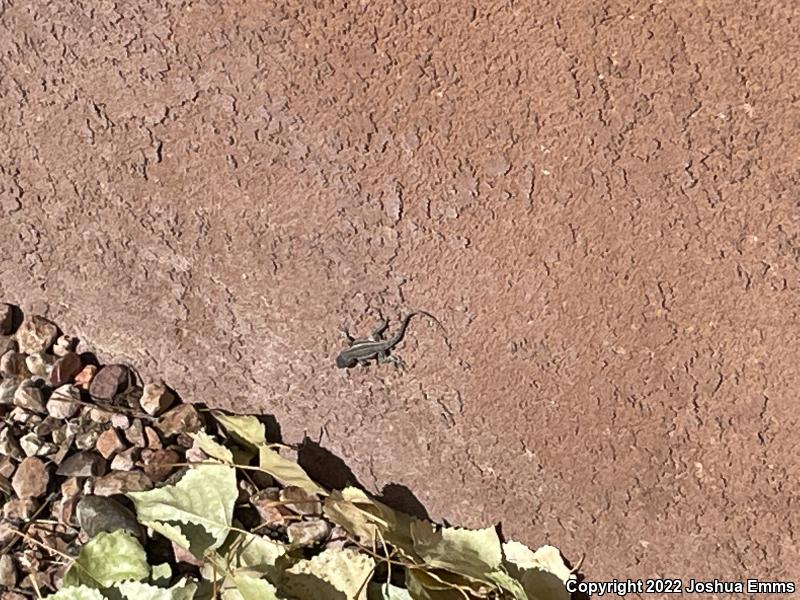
[377,350,405,370]
[339,327,355,345]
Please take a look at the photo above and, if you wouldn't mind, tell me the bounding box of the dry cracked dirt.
[1,0,799,591]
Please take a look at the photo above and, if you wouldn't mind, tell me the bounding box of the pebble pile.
[0,303,338,597]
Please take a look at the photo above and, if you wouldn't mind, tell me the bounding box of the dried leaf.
[258,446,326,496]
[212,412,267,449]
[63,530,149,588]
[115,578,198,600]
[502,541,574,600]
[127,463,237,557]
[283,548,375,600]
[190,430,234,463]
[222,575,280,600]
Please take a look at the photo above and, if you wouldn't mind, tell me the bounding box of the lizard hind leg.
[370,318,389,341]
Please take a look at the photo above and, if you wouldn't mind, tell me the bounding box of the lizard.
[335,310,443,369]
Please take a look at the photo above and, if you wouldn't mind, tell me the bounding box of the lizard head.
[336,355,357,369]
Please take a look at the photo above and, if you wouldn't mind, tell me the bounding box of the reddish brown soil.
[2,0,799,587]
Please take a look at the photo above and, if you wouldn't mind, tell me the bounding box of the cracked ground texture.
[1,0,799,586]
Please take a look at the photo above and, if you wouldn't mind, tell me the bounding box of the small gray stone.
[287,518,331,547]
[140,380,175,416]
[157,404,203,437]
[13,380,46,414]
[56,451,107,477]
[53,334,77,357]
[77,496,142,540]
[0,554,16,587]
[93,471,153,496]
[110,413,130,429]
[125,419,146,447]
[88,407,113,424]
[14,315,59,354]
[0,303,13,335]
[0,351,31,378]
[75,429,100,451]
[51,425,70,445]
[47,385,81,419]
[110,447,139,471]
[0,335,16,354]
[0,427,24,460]
[0,378,18,405]
[11,457,48,497]
[0,456,15,479]
[25,352,54,377]
[3,496,36,521]
[9,407,42,426]
[34,416,61,437]
[88,364,131,401]
[19,432,57,457]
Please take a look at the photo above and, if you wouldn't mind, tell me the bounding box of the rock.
[95,428,126,459]
[0,335,17,355]
[87,406,112,423]
[56,451,107,477]
[33,416,61,437]
[0,456,15,479]
[0,335,16,355]
[325,525,349,550]
[76,496,142,540]
[74,364,98,390]
[0,554,16,587]
[13,379,46,414]
[279,486,322,515]
[0,303,12,335]
[56,493,80,526]
[0,521,16,546]
[125,419,146,447]
[3,497,36,521]
[0,427,24,460]
[47,385,81,419]
[15,315,58,354]
[0,352,31,378]
[75,429,99,451]
[157,404,203,437]
[140,380,175,416]
[144,427,162,449]
[0,378,18,405]
[110,447,139,471]
[93,471,153,496]
[51,442,71,465]
[88,364,130,401]
[25,352,54,377]
[61,476,81,499]
[19,432,57,457]
[50,352,82,387]
[53,334,77,357]
[287,518,331,547]
[250,488,290,526]
[141,448,180,482]
[117,385,143,409]
[51,425,69,445]
[9,407,41,427]
[110,413,130,429]
[11,457,48,497]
